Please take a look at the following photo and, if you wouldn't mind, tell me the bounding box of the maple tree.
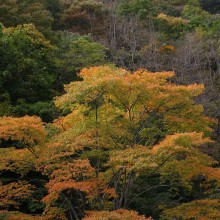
[55,66,213,149]
[0,181,34,209]
[0,66,220,219]
[0,116,46,152]
[45,66,219,218]
[0,116,47,218]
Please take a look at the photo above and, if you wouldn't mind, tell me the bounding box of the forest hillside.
[0,0,220,219]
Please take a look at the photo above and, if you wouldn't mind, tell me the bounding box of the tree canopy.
[1,67,219,219]
[0,0,220,219]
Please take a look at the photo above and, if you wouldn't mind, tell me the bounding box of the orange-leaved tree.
[40,66,218,219]
[0,116,47,218]
[1,66,219,219]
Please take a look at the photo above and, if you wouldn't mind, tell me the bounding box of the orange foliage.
[83,209,152,220]
[162,199,220,220]
[0,116,46,146]
[0,148,34,175]
[36,141,77,173]
[55,66,213,144]
[150,133,220,192]
[0,211,44,220]
[158,45,176,52]
[0,181,34,209]
[152,132,212,154]
[1,67,219,219]
[42,158,117,208]
[49,66,218,217]
[43,178,116,205]
[49,160,95,181]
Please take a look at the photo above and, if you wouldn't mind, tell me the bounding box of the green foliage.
[0,0,53,36]
[0,22,3,35]
[155,13,188,39]
[119,0,157,18]
[0,23,56,120]
[53,31,107,87]
[0,23,56,102]
[0,101,13,117]
[13,101,58,123]
[182,4,211,29]
[46,0,62,29]
[182,4,220,36]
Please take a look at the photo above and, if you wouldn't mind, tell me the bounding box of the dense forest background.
[0,0,220,219]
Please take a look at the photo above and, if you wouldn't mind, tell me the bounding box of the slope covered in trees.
[0,0,220,219]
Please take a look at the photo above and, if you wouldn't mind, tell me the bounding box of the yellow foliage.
[83,209,152,220]
[162,199,220,220]
[1,66,217,218]
[54,66,214,158]
[0,116,46,146]
[157,13,189,26]
[0,211,44,220]
[0,148,34,175]
[50,160,95,181]
[158,45,176,52]
[108,145,152,172]
[151,133,220,192]
[3,24,53,48]
[152,132,211,154]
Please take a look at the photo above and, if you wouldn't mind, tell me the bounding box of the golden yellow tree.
[44,66,218,218]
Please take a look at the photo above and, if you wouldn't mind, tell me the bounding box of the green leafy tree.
[0,24,57,121]
[119,0,157,18]
[53,31,107,89]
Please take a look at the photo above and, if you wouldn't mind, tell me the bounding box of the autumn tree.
[49,66,218,218]
[55,66,213,147]
[0,0,220,219]
[1,66,220,219]
[0,116,47,217]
